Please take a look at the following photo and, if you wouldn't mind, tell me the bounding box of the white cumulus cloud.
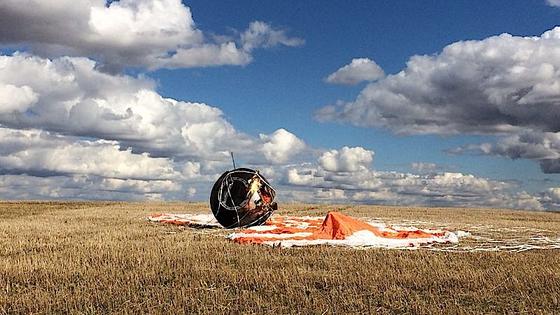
[325,58,385,85]
[241,21,305,51]
[0,84,37,113]
[0,53,312,201]
[318,146,374,172]
[317,29,560,135]
[0,128,179,180]
[260,129,306,164]
[317,27,560,173]
[314,188,347,200]
[281,147,550,210]
[450,132,560,173]
[0,174,179,200]
[0,53,256,159]
[541,187,560,209]
[0,0,303,70]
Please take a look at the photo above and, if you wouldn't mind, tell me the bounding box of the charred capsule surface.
[209,168,277,228]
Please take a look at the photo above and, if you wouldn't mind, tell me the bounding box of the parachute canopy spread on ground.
[210,168,277,228]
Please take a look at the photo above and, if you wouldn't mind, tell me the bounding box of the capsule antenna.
[230,151,236,169]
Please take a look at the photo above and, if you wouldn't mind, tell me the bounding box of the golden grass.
[1,201,559,314]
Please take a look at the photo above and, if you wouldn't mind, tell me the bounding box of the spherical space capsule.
[210,168,277,228]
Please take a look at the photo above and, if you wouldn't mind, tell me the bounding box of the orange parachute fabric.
[315,211,444,240]
[230,211,447,246]
[148,212,458,248]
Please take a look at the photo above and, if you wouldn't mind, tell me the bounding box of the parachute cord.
[225,175,241,228]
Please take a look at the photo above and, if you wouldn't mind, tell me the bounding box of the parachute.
[228,211,458,248]
[147,167,463,249]
[147,212,460,249]
[209,168,277,228]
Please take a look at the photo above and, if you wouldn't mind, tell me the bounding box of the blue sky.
[157,1,559,185]
[0,0,560,210]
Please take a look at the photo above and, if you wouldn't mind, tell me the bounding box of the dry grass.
[1,201,559,314]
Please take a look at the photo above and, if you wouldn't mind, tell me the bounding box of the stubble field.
[1,201,559,314]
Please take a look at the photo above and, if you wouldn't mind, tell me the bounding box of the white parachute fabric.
[147,212,560,252]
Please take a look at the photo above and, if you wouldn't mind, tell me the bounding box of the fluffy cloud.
[317,27,560,173]
[0,146,224,200]
[540,187,560,209]
[318,146,373,172]
[0,54,312,168]
[314,188,347,200]
[317,29,560,135]
[325,58,385,85]
[0,53,257,159]
[282,147,552,210]
[0,0,303,70]
[0,126,190,199]
[0,128,179,180]
[157,42,251,69]
[288,168,510,202]
[546,0,560,7]
[260,129,306,164]
[0,174,179,200]
[0,53,313,200]
[451,132,560,173]
[0,54,314,167]
[483,132,560,160]
[241,21,305,51]
[0,84,37,113]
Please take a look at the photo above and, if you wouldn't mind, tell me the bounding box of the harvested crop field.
[1,201,559,314]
